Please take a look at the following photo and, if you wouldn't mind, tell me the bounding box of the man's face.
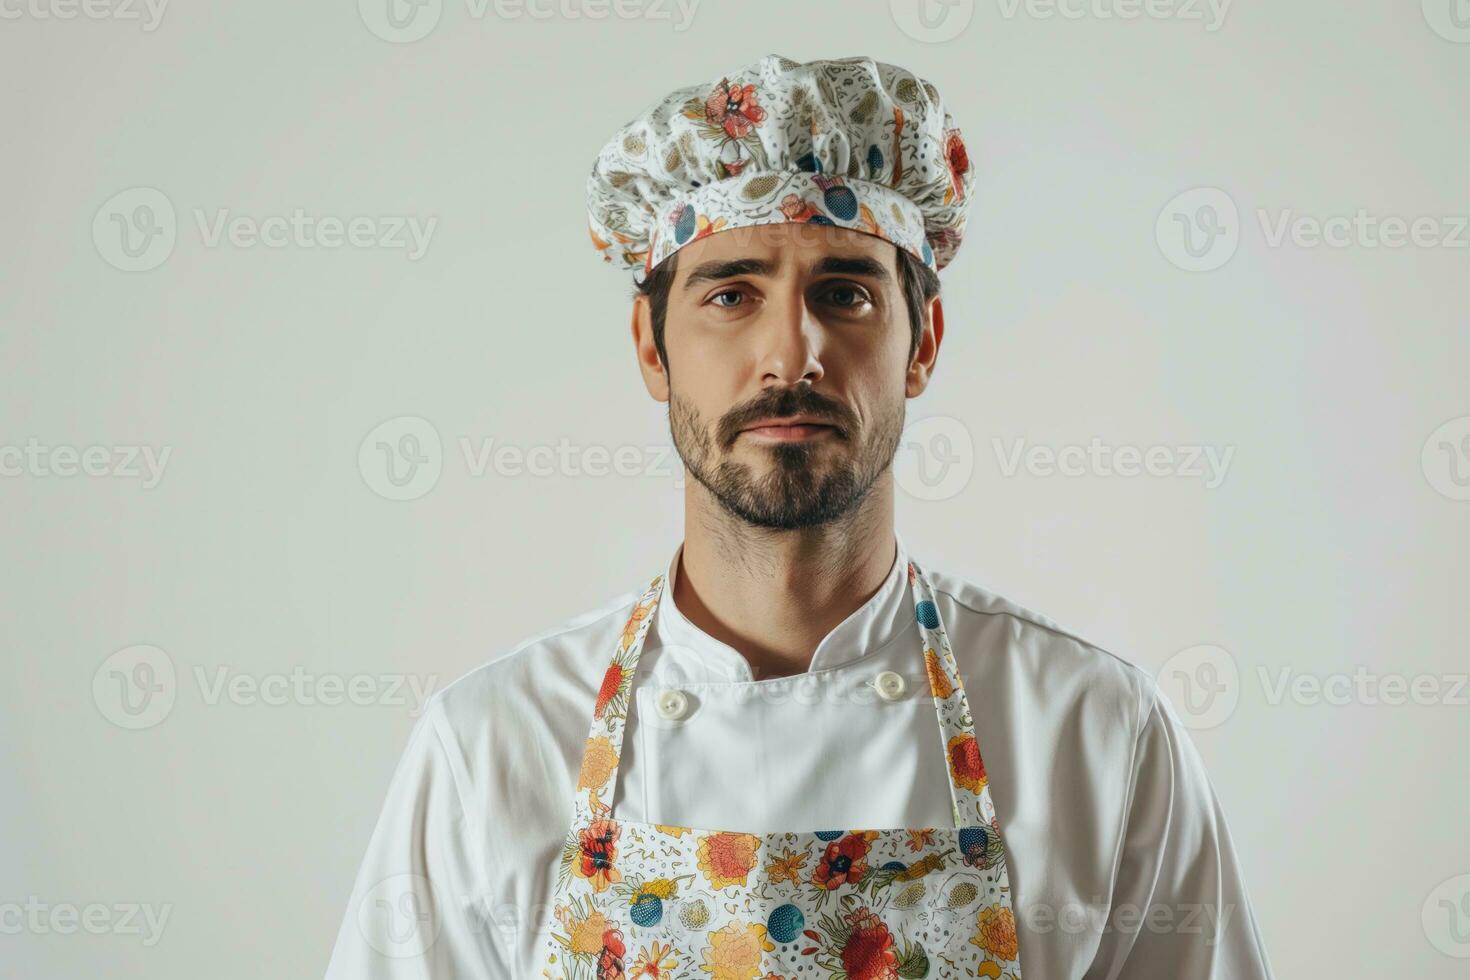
[639,223,936,530]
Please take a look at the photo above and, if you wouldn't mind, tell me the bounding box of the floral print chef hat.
[586,53,976,283]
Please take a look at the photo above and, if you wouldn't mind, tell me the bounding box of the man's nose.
[756,284,824,387]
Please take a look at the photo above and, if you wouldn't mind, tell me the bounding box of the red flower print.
[813,833,871,889]
[594,664,625,719]
[948,732,987,794]
[575,819,622,892]
[930,226,962,255]
[839,908,899,980]
[597,926,626,980]
[704,78,767,140]
[944,129,970,201]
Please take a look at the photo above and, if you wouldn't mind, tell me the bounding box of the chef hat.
[586,53,975,283]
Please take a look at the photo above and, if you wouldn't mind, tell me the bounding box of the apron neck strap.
[908,560,1000,829]
[570,559,1000,830]
[572,571,665,826]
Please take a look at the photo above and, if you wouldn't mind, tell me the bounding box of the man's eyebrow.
[681,258,777,291]
[809,255,891,283]
[680,254,892,291]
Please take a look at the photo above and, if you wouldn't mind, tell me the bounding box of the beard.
[669,381,905,530]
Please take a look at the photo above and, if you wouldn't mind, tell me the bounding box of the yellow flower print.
[654,824,692,838]
[559,905,611,956]
[906,828,936,852]
[764,848,808,885]
[578,736,619,791]
[697,832,761,889]
[924,648,952,698]
[969,903,1019,962]
[632,940,678,978]
[621,586,659,650]
[700,921,773,980]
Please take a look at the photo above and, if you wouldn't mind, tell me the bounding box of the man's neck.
[674,482,898,679]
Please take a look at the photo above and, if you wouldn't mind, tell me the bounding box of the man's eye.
[823,284,871,308]
[709,289,745,308]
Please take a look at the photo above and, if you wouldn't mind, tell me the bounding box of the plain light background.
[3,0,1468,977]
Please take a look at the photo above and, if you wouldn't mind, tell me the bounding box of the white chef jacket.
[324,532,1275,979]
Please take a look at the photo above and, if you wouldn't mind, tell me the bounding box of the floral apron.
[542,560,1023,980]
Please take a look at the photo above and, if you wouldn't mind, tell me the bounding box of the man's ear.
[906,294,944,397]
[632,294,670,402]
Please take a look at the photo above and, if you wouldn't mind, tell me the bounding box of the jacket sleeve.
[1084,675,1276,980]
[324,696,514,979]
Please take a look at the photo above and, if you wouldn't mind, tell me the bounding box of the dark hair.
[633,243,942,371]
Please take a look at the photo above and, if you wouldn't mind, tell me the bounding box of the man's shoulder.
[424,585,642,738]
[925,564,1159,731]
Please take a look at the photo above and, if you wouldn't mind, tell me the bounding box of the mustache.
[717,384,855,447]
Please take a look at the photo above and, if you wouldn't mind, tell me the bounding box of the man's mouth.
[738,416,840,443]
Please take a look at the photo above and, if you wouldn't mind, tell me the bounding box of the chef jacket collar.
[650,529,913,681]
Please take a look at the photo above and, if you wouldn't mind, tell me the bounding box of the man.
[326,54,1274,979]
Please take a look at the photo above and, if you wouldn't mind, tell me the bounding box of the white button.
[655,688,690,720]
[873,671,906,701]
